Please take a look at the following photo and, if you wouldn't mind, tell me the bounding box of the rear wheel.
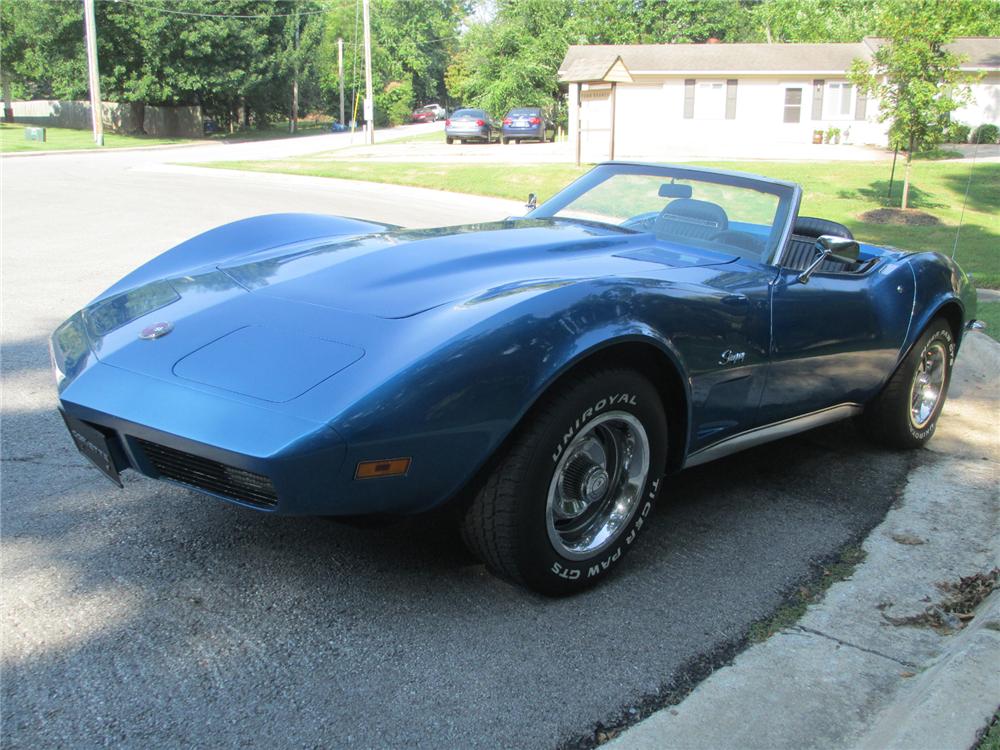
[461,368,668,595]
[446,136,453,144]
[859,317,955,448]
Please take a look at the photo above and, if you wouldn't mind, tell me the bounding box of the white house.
[558,37,1000,161]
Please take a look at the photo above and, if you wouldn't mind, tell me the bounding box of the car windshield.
[508,108,539,116]
[452,109,484,118]
[531,163,797,262]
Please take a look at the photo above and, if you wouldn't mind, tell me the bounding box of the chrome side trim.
[683,403,863,469]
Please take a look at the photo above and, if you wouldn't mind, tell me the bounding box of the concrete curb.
[0,140,211,158]
[977,288,1000,303]
[607,331,1000,750]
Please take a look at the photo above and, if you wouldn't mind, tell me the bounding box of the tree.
[315,0,465,127]
[849,0,977,209]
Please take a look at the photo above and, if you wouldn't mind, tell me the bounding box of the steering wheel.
[709,230,764,254]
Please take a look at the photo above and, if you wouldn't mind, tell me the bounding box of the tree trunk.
[900,134,914,210]
[129,101,146,134]
[1,68,13,122]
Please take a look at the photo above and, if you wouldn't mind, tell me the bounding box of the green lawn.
[976,301,1000,340]
[1,122,192,152]
[198,157,999,286]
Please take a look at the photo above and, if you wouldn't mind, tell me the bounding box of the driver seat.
[654,198,729,241]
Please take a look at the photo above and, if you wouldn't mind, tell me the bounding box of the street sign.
[363,97,373,123]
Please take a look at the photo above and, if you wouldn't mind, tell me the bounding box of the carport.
[560,54,634,165]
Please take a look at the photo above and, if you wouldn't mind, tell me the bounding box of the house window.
[694,81,726,119]
[783,87,803,123]
[825,82,854,118]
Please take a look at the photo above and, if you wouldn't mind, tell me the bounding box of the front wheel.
[446,136,453,144]
[858,317,955,448]
[461,368,668,595]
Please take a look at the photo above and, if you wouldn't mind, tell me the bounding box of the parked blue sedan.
[51,162,980,595]
[501,107,551,143]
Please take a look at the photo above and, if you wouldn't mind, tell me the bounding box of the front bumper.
[59,362,346,514]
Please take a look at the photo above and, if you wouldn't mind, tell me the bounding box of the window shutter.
[855,90,867,120]
[725,79,738,119]
[811,79,824,120]
[683,79,695,119]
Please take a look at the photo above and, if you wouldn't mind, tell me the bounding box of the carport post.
[609,82,616,160]
[575,83,582,166]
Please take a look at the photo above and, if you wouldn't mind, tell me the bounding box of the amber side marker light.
[355,457,411,480]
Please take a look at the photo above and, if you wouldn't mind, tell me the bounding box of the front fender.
[324,278,720,515]
[96,213,395,303]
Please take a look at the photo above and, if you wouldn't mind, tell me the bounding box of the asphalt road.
[2,142,915,748]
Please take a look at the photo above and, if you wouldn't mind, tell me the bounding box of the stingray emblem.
[139,321,174,340]
[719,349,746,366]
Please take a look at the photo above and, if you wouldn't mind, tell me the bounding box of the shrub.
[945,121,971,144]
[377,79,415,127]
[972,123,999,144]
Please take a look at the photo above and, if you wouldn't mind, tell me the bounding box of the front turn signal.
[355,457,411,480]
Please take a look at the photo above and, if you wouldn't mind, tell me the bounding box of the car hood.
[56,219,735,403]
[218,218,734,319]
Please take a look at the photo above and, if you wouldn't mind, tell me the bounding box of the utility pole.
[338,37,345,126]
[83,0,103,145]
[362,0,374,145]
[289,11,300,133]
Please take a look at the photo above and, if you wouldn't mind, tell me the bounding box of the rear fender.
[899,252,974,365]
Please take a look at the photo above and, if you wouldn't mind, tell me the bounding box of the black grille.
[135,439,278,507]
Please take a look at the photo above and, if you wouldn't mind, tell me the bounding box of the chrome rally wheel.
[546,412,650,560]
[909,341,948,429]
[461,368,668,596]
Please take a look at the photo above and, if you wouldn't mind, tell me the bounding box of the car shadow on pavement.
[2,335,925,749]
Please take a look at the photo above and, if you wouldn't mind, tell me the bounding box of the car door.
[678,258,777,454]
[758,254,915,426]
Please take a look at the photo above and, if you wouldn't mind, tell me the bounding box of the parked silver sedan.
[445,108,498,144]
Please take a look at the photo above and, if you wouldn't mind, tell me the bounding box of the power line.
[111,0,349,20]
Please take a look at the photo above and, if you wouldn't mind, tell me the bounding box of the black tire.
[460,368,668,595]
[859,317,955,448]
[446,136,453,144]
[501,137,509,145]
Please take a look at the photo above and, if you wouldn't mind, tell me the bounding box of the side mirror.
[525,193,537,210]
[817,234,860,264]
[798,235,860,284]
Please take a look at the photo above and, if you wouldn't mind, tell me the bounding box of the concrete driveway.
[0,145,939,748]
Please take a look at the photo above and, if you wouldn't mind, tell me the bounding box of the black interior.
[654,199,729,241]
[781,216,867,274]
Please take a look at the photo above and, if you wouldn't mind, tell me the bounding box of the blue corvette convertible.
[51,162,981,594]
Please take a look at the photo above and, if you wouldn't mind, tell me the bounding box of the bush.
[945,121,971,144]
[377,79,415,127]
[972,123,1000,144]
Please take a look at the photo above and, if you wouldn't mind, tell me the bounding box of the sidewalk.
[607,331,1000,750]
